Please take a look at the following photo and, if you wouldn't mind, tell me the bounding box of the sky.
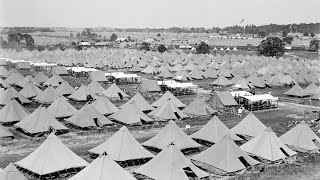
[1,0,319,28]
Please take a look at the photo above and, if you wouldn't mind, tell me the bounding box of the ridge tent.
[51,66,68,76]
[207,91,238,109]
[136,79,161,93]
[89,71,107,82]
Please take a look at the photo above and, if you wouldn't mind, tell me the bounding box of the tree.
[70,33,74,38]
[76,32,81,38]
[310,40,319,52]
[258,31,267,38]
[282,30,288,37]
[140,42,150,51]
[283,37,293,44]
[110,34,118,41]
[157,33,161,37]
[196,42,210,54]
[303,32,309,36]
[310,33,315,37]
[158,44,167,53]
[127,36,132,42]
[257,37,285,58]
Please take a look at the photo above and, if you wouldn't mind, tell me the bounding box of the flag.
[240,19,244,24]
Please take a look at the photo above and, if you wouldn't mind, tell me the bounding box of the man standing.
[238,106,243,118]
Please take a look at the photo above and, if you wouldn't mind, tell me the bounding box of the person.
[238,107,242,118]
[185,124,191,135]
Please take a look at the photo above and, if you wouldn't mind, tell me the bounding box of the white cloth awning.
[231,91,253,97]
[242,94,278,102]
[157,80,198,89]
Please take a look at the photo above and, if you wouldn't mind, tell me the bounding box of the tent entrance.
[238,156,251,168]
[182,167,197,178]
[118,93,123,100]
[280,148,289,157]
[312,139,320,149]
[174,112,181,119]
[93,117,102,127]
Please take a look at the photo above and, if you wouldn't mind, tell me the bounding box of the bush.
[158,44,167,53]
[157,33,161,37]
[110,34,118,41]
[257,37,285,58]
[196,42,210,54]
[140,42,150,51]
[303,32,309,36]
[310,33,315,37]
[283,37,293,44]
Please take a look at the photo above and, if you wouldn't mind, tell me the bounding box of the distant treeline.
[0,27,54,34]
[223,23,320,34]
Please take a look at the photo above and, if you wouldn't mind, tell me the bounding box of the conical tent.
[16,75,36,88]
[66,104,113,128]
[4,72,24,85]
[68,85,97,101]
[91,96,118,115]
[102,83,129,100]
[241,127,297,162]
[33,86,61,104]
[0,163,28,180]
[142,120,201,151]
[304,82,319,95]
[47,96,78,118]
[232,79,250,90]
[0,124,13,138]
[89,126,154,161]
[69,153,136,180]
[43,75,64,87]
[55,81,75,95]
[136,80,161,93]
[280,121,320,152]
[191,116,241,145]
[148,99,188,121]
[231,112,267,139]
[110,101,153,125]
[87,81,105,94]
[283,84,309,97]
[19,82,42,99]
[151,90,186,108]
[14,106,68,134]
[0,99,30,123]
[134,145,208,180]
[0,87,31,105]
[15,133,88,176]
[120,92,154,112]
[183,96,216,116]
[191,134,259,175]
[33,72,48,84]
[211,76,234,86]
[0,66,8,78]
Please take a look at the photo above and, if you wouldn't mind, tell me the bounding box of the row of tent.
[1,111,319,179]
[1,81,237,136]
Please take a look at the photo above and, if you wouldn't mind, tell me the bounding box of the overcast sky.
[1,0,319,28]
